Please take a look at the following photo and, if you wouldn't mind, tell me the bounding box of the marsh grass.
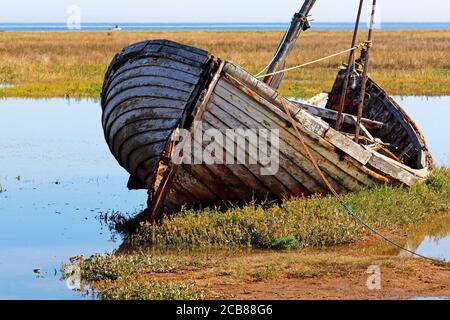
[81,254,176,282]
[126,169,449,249]
[75,169,448,300]
[69,252,208,300]
[76,247,423,300]
[93,278,204,300]
[0,30,449,98]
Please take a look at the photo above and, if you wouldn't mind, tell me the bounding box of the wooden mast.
[335,0,364,131]
[263,0,317,89]
[355,0,377,143]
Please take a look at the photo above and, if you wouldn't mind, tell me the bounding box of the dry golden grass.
[0,30,449,98]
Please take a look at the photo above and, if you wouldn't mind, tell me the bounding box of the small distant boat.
[110,25,122,31]
[100,0,433,220]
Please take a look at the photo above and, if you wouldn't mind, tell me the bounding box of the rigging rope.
[256,42,369,79]
[254,31,289,77]
[277,93,448,265]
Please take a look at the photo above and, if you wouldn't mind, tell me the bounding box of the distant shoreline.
[0,22,449,32]
[1,30,448,98]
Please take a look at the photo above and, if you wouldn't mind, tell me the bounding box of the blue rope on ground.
[277,93,448,266]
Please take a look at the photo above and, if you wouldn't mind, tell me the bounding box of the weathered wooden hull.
[101,40,213,191]
[152,62,431,216]
[101,40,432,218]
[325,67,432,170]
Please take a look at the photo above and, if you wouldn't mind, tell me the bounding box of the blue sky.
[1,0,449,23]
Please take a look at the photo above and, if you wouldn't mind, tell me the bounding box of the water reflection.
[400,214,450,262]
[0,98,146,299]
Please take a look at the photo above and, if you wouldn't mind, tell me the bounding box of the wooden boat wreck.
[101,0,432,220]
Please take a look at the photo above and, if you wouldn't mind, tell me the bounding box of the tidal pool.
[0,96,448,299]
[0,98,147,299]
[401,214,450,262]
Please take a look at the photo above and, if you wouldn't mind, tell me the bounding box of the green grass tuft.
[271,236,300,250]
[249,265,278,282]
[127,169,449,249]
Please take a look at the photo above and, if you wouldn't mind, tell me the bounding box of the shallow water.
[415,236,450,261]
[410,296,449,300]
[1,22,449,32]
[411,215,450,262]
[0,98,146,299]
[399,215,450,262]
[0,96,448,299]
[395,96,450,167]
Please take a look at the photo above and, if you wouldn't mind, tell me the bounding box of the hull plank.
[214,81,378,189]
[100,40,433,218]
[101,40,210,189]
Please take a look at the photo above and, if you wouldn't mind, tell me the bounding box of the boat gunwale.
[214,75,388,188]
[325,66,433,171]
[221,61,432,185]
[212,80,367,192]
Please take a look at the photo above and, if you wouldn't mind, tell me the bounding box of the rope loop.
[256,42,367,79]
[363,40,373,49]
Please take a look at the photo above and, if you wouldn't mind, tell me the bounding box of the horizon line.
[1,21,449,24]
